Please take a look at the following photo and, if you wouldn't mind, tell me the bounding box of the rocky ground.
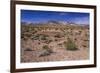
[21,24,89,63]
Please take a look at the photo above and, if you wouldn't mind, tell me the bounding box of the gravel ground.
[21,26,89,63]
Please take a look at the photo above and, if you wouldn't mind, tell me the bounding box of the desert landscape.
[21,21,89,63]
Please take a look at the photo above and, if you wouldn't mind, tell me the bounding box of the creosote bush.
[39,45,53,57]
[41,35,48,40]
[64,38,78,51]
[43,45,52,53]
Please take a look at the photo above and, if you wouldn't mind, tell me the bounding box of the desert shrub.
[31,35,39,40]
[39,45,53,57]
[31,34,43,40]
[64,38,78,51]
[54,34,61,38]
[41,36,47,40]
[82,45,87,48]
[43,45,49,50]
[58,43,62,47]
[31,34,49,41]
[24,33,32,38]
[48,40,52,43]
[85,33,89,38]
[32,30,37,34]
[63,31,69,36]
[79,30,82,33]
[24,48,33,51]
[44,40,52,44]
[41,35,48,40]
[21,36,28,40]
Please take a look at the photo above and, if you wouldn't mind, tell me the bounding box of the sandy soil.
[21,24,89,63]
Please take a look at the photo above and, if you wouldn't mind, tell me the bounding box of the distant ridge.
[21,20,89,28]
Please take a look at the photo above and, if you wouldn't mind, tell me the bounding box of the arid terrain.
[21,21,89,63]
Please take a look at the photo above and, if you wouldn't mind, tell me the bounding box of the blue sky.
[21,10,90,25]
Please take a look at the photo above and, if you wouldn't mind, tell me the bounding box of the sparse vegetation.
[31,35,39,40]
[21,22,89,62]
[24,48,33,51]
[64,38,78,51]
[44,39,52,44]
[58,43,62,47]
[39,45,53,57]
[54,34,61,38]
[41,35,48,40]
